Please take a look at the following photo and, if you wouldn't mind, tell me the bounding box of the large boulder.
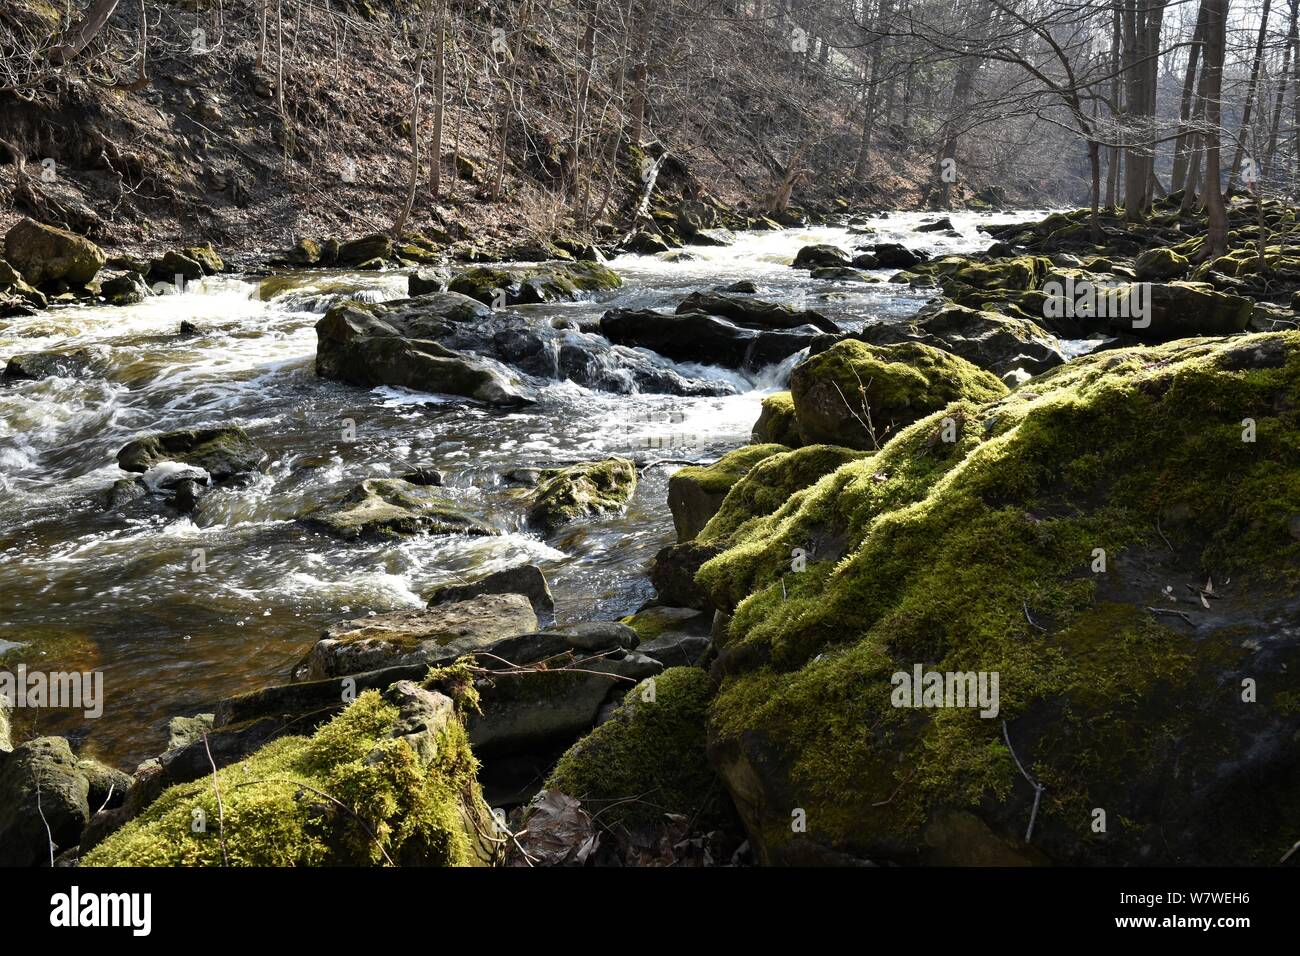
[831,304,1066,379]
[1134,246,1190,281]
[866,243,927,269]
[526,458,638,534]
[315,301,533,406]
[336,233,394,266]
[0,737,90,866]
[675,291,839,334]
[699,331,1300,865]
[4,346,108,382]
[788,339,1007,450]
[448,261,621,306]
[1116,281,1253,342]
[304,477,498,540]
[792,244,850,269]
[116,426,265,481]
[83,683,497,866]
[668,444,789,542]
[600,309,819,370]
[302,593,539,679]
[3,218,104,286]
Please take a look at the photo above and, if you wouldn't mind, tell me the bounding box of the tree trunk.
[1170,0,1208,192]
[428,0,446,200]
[1263,0,1299,176]
[1202,0,1230,258]
[49,0,122,65]
[1228,0,1272,186]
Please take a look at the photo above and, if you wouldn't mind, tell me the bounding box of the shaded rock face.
[303,593,540,679]
[426,564,555,615]
[0,737,90,866]
[1124,282,1254,342]
[866,243,927,269]
[316,298,732,399]
[788,339,1008,450]
[337,233,394,266]
[83,684,497,867]
[3,218,105,286]
[650,540,724,610]
[600,308,819,370]
[304,477,498,540]
[698,332,1300,866]
[675,291,839,334]
[116,426,265,481]
[526,457,638,534]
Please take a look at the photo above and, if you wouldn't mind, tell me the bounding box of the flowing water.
[0,210,1052,765]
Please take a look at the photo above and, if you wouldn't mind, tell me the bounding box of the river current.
[0,210,1052,764]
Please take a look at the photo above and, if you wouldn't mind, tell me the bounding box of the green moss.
[448,261,620,304]
[675,444,789,496]
[700,444,868,547]
[544,667,732,829]
[84,690,490,866]
[526,457,637,534]
[702,331,1300,863]
[753,391,800,446]
[789,340,1007,449]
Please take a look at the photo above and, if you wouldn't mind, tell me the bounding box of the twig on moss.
[1145,606,1196,626]
[233,777,396,866]
[202,733,230,866]
[35,778,54,867]
[1281,839,1299,865]
[1002,720,1046,844]
[1022,600,1047,631]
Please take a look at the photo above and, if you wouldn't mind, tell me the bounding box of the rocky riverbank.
[1,196,1298,867]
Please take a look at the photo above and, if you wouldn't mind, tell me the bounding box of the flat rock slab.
[304,593,539,679]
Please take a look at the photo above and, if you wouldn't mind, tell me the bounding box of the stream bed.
[0,210,1050,765]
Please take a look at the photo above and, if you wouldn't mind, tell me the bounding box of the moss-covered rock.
[3,218,104,286]
[449,261,621,306]
[753,391,800,446]
[84,683,496,866]
[305,478,498,540]
[116,426,266,481]
[526,458,638,534]
[183,244,224,275]
[700,331,1300,865]
[544,667,733,829]
[791,244,850,269]
[1118,281,1254,342]
[668,444,789,542]
[337,233,394,266]
[699,444,869,548]
[1134,246,1189,281]
[789,340,1007,450]
[0,737,90,866]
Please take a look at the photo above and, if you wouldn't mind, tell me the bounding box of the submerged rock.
[304,477,497,540]
[788,339,1007,449]
[304,593,539,679]
[526,458,638,534]
[699,331,1300,865]
[116,426,265,481]
[3,346,108,381]
[83,683,496,866]
[3,218,104,286]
